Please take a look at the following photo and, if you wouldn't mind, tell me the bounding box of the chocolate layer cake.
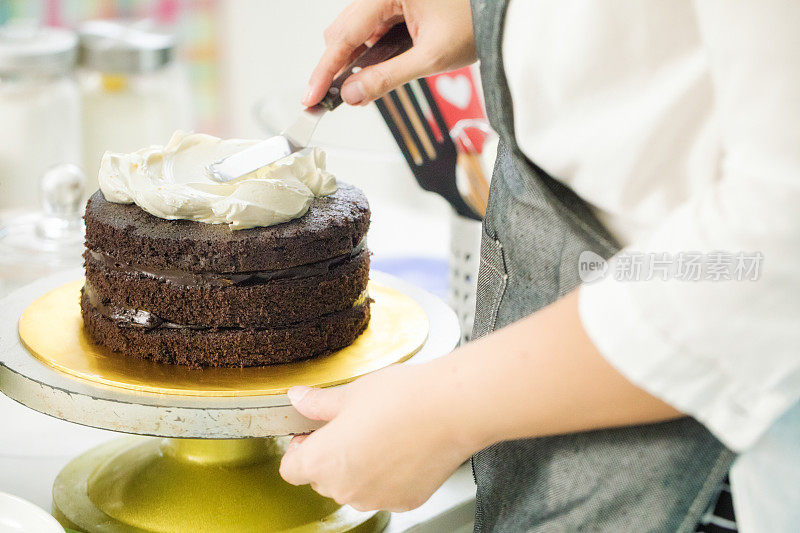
[81,183,371,367]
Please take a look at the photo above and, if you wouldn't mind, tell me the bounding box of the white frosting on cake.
[98,130,337,230]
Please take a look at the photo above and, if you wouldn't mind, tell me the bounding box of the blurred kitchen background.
[0,0,495,341]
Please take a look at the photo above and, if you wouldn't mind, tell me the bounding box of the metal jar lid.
[78,20,176,74]
[0,23,78,77]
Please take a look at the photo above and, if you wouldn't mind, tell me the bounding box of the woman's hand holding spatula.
[301,0,476,108]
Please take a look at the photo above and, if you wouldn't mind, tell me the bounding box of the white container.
[449,214,483,344]
[78,20,193,194]
[0,24,81,210]
[0,491,64,533]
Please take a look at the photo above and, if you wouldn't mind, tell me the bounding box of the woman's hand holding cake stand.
[279,364,470,512]
[280,293,681,512]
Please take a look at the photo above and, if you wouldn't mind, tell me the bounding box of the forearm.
[282,287,682,509]
[424,289,683,453]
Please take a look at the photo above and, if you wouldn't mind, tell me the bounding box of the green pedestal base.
[52,437,389,533]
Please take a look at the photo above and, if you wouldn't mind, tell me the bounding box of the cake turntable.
[0,269,460,532]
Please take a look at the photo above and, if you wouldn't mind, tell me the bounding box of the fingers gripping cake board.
[80,131,371,367]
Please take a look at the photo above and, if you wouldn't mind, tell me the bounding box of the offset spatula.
[208,23,414,182]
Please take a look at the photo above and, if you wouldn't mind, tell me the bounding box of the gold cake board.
[8,275,443,532]
[19,279,429,397]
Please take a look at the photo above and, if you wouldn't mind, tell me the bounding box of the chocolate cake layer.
[81,290,371,367]
[84,184,370,273]
[83,283,369,330]
[85,238,366,287]
[84,250,370,328]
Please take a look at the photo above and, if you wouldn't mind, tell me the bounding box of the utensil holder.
[448,213,483,344]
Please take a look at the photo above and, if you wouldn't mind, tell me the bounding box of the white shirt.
[503,1,800,531]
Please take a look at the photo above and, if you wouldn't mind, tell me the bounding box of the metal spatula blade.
[207,23,413,183]
[207,106,325,182]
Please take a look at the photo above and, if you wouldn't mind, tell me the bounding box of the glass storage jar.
[0,23,81,209]
[78,19,193,194]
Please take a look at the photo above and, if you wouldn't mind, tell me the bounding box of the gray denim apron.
[469,1,735,531]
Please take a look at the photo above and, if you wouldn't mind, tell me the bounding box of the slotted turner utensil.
[375,78,481,220]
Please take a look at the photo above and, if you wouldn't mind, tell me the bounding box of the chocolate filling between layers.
[87,238,367,288]
[82,282,370,331]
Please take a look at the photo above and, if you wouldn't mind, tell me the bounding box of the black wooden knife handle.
[319,23,414,111]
